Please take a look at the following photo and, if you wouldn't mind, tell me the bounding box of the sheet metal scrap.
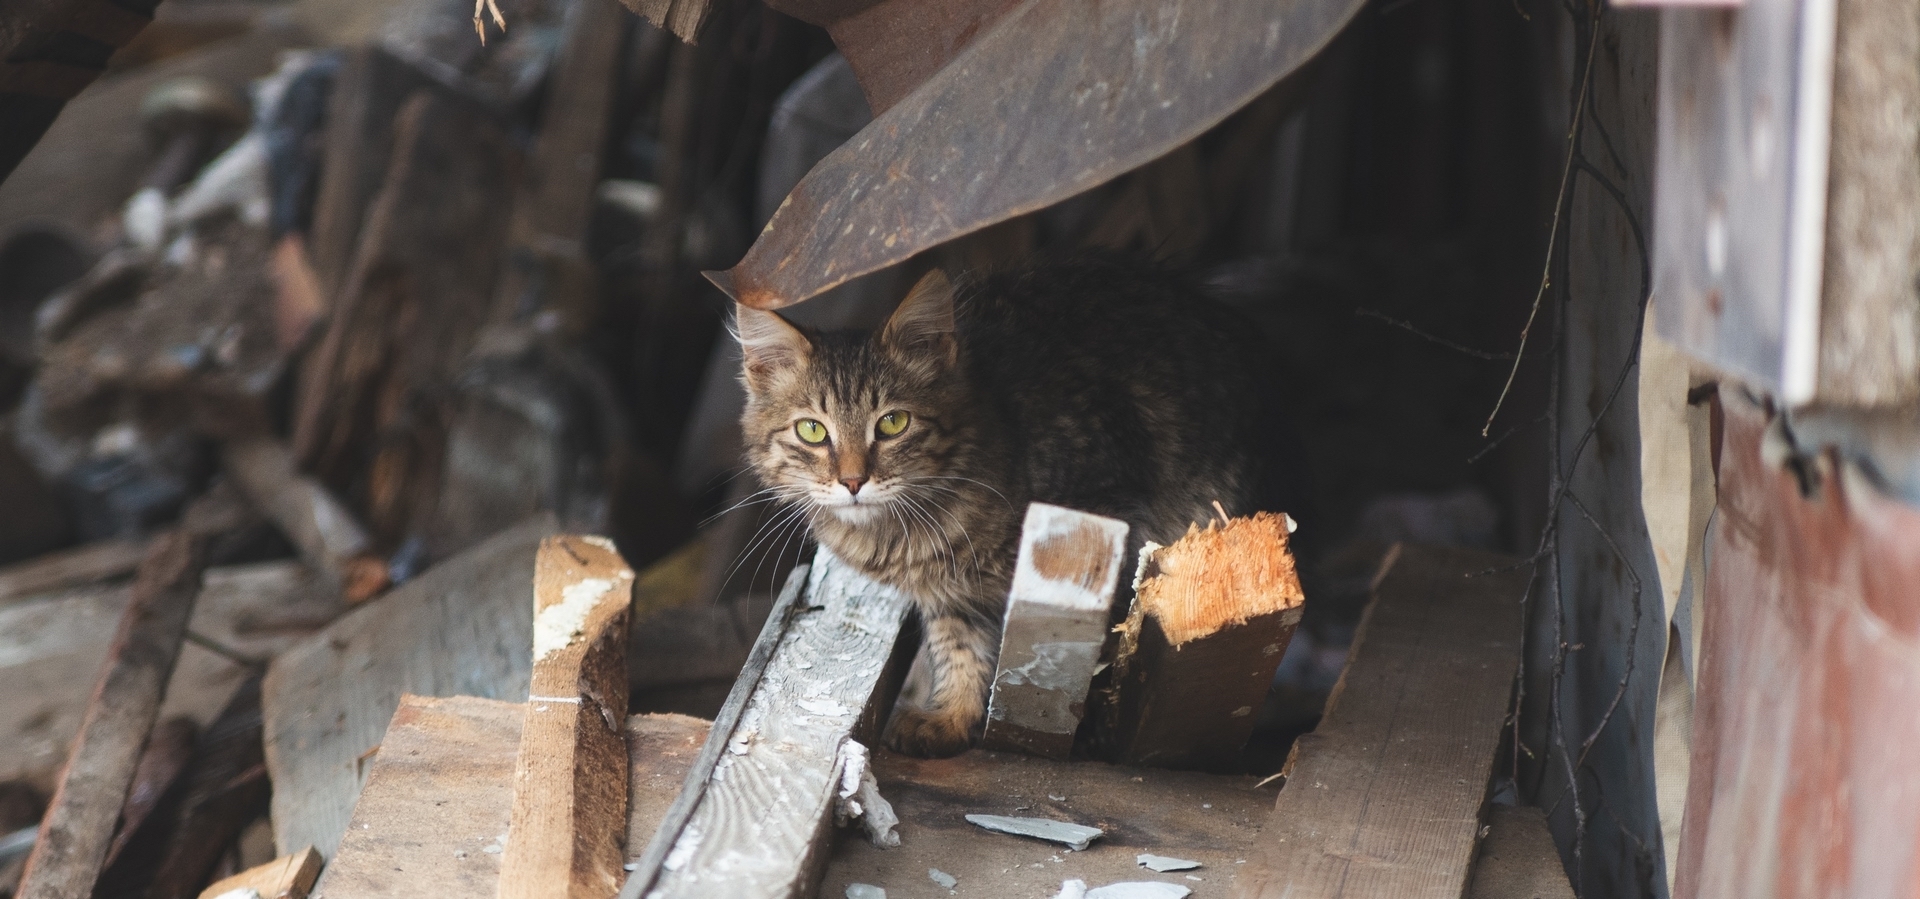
[711,0,1366,310]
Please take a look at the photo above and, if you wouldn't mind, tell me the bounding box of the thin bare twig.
[1355,308,1517,360]
[1482,19,1603,437]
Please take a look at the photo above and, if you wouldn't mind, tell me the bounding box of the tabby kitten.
[737,258,1271,757]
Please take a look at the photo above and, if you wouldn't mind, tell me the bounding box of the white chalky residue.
[532,574,627,659]
[799,698,851,717]
[662,825,703,871]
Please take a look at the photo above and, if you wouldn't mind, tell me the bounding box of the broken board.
[981,503,1129,759]
[627,551,915,899]
[821,748,1274,897]
[1232,544,1528,899]
[313,695,707,898]
[263,515,558,859]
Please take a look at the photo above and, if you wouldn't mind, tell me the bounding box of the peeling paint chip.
[929,868,958,889]
[965,814,1103,851]
[845,885,887,899]
[1087,883,1191,899]
[1136,854,1201,872]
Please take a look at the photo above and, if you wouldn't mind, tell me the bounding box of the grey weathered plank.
[633,550,914,899]
[1466,805,1575,899]
[263,515,557,859]
[1231,544,1528,899]
[981,503,1129,758]
[0,539,147,607]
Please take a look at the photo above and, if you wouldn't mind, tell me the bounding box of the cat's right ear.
[882,268,957,365]
[735,304,810,391]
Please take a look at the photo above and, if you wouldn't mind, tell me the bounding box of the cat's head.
[736,270,970,525]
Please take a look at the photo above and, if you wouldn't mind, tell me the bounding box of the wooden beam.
[1103,512,1305,770]
[981,503,1129,758]
[263,515,556,859]
[1466,806,1574,899]
[0,538,147,606]
[316,695,708,897]
[196,847,323,899]
[500,536,635,899]
[1231,544,1527,899]
[621,552,914,899]
[222,436,377,592]
[15,530,207,899]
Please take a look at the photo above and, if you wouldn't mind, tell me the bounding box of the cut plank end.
[1132,512,1304,647]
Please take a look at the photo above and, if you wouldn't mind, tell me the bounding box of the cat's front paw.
[884,706,978,758]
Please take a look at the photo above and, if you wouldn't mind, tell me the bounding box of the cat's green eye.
[876,410,911,438]
[795,419,829,444]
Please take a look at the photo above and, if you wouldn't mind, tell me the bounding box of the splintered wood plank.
[0,539,147,606]
[500,536,635,899]
[982,503,1129,758]
[1105,512,1305,770]
[630,551,915,899]
[17,531,207,899]
[197,847,324,899]
[264,516,558,860]
[1231,544,1528,899]
[313,695,708,899]
[822,748,1273,897]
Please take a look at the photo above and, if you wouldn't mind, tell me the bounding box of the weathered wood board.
[634,551,915,899]
[1231,544,1527,899]
[0,538,146,606]
[312,695,707,898]
[263,515,557,859]
[0,560,320,790]
[1466,806,1574,899]
[17,533,207,899]
[822,748,1274,898]
[982,504,1129,759]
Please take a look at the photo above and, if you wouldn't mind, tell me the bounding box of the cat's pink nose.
[842,476,867,495]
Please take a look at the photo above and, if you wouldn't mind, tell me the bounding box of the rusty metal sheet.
[1674,392,1920,899]
[714,0,1366,310]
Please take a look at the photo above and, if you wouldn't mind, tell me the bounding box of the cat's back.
[955,258,1268,533]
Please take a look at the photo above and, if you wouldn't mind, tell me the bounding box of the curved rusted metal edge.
[712,0,1370,309]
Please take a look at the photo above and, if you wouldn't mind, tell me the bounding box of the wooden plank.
[627,551,914,899]
[313,695,708,898]
[821,748,1273,897]
[481,0,626,335]
[263,515,557,860]
[223,437,377,591]
[198,847,324,899]
[15,531,207,899]
[1231,544,1527,899]
[1672,394,1920,899]
[500,536,634,899]
[981,503,1129,759]
[290,88,518,542]
[0,561,322,791]
[1466,806,1574,899]
[305,45,440,300]
[0,538,146,606]
[1104,512,1305,770]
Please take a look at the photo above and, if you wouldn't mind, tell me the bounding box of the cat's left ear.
[881,269,957,365]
